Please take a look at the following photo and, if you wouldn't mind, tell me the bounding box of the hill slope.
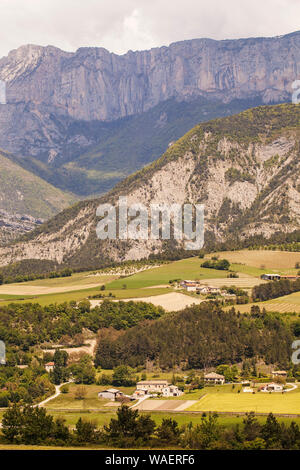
[0,31,299,195]
[0,150,76,244]
[0,104,299,270]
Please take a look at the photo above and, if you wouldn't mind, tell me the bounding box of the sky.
[0,0,299,58]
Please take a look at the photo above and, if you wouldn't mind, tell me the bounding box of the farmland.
[0,249,299,313]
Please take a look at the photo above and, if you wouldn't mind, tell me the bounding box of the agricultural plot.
[188,388,300,414]
[235,291,300,314]
[90,292,203,312]
[106,257,229,290]
[212,250,300,271]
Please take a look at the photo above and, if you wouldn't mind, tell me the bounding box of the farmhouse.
[180,280,201,291]
[260,383,283,392]
[180,281,221,295]
[98,388,124,401]
[45,362,54,372]
[204,372,225,385]
[261,274,300,281]
[261,274,281,280]
[272,370,287,379]
[135,380,183,397]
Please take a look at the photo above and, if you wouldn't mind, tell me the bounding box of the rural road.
[36,381,72,408]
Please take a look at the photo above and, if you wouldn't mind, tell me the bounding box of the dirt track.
[89,292,203,312]
[0,283,100,295]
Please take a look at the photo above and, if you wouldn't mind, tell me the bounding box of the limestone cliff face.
[0,32,299,122]
[0,105,299,269]
[0,31,299,187]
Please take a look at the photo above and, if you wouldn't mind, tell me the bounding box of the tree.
[20,406,54,444]
[261,413,281,448]
[243,412,261,441]
[156,418,180,444]
[104,405,155,447]
[2,404,23,442]
[75,417,99,443]
[112,365,136,386]
[74,386,87,400]
[0,273,3,285]
[69,354,96,384]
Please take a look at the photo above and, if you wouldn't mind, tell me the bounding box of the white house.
[135,380,183,397]
[204,372,225,385]
[45,362,54,372]
[260,383,283,392]
[272,370,287,379]
[98,388,124,401]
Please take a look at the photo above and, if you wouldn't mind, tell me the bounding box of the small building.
[180,280,201,292]
[16,365,29,370]
[45,362,54,372]
[98,388,124,401]
[272,370,287,379]
[162,385,183,397]
[136,380,169,392]
[204,372,225,385]
[260,383,283,392]
[135,380,183,397]
[260,274,281,281]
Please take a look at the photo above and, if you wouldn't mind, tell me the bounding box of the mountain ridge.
[0,103,299,271]
[0,31,299,196]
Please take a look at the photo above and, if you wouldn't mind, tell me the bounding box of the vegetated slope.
[0,31,299,195]
[6,97,263,196]
[94,303,294,369]
[0,104,300,272]
[0,149,76,243]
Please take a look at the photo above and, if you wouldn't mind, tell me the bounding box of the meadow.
[0,250,299,314]
[187,387,300,414]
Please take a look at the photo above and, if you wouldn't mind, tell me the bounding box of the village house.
[180,281,221,296]
[98,388,124,401]
[180,280,201,291]
[204,372,225,385]
[272,370,287,379]
[135,380,183,397]
[45,362,54,373]
[261,274,281,280]
[260,383,283,392]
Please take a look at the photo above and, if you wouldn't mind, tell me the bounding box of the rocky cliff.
[0,31,299,195]
[0,104,299,270]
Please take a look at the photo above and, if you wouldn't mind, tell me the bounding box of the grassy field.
[188,387,300,414]
[107,258,233,290]
[212,250,300,271]
[44,383,136,410]
[233,291,300,314]
[0,250,299,311]
[0,286,170,306]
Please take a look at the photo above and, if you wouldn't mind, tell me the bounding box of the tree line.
[1,404,300,449]
[95,303,295,370]
[252,278,300,302]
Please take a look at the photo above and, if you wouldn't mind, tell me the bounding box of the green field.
[0,250,299,312]
[234,291,300,314]
[188,387,300,414]
[107,258,230,290]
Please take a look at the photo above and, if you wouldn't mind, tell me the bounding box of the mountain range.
[0,30,299,201]
[0,104,299,273]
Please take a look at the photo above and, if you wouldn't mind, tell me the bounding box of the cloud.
[0,0,299,58]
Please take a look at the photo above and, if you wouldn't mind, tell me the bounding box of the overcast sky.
[0,0,299,58]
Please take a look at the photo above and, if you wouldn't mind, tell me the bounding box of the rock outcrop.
[0,31,299,164]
